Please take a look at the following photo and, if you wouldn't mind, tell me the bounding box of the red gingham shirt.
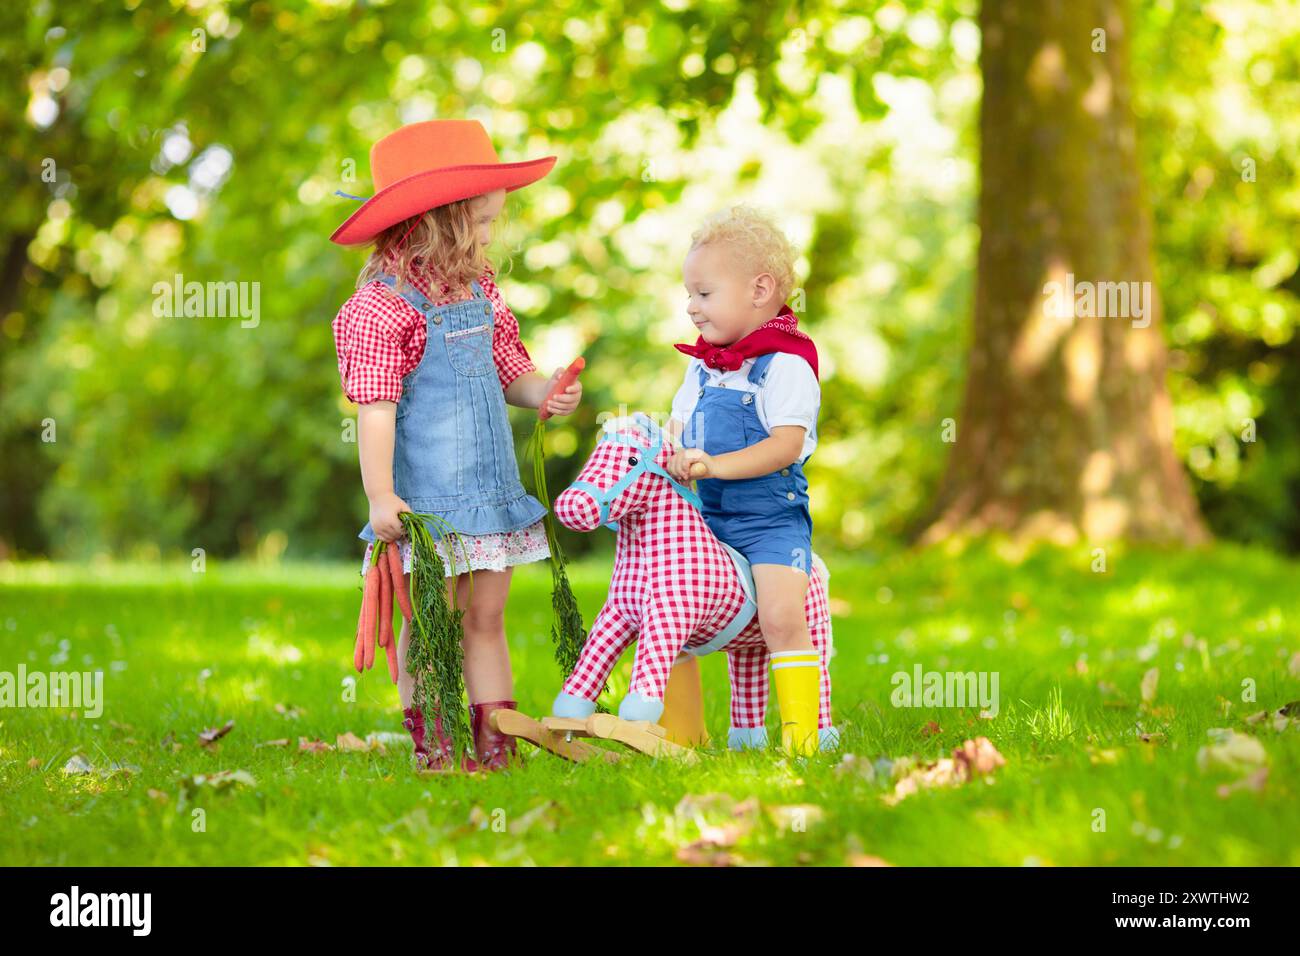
[331,260,536,405]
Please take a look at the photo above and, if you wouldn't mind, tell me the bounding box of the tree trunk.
[923,0,1208,545]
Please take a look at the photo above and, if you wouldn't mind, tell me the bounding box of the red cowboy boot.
[469,700,519,771]
[403,705,478,772]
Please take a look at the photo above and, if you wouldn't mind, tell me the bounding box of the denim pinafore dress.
[681,351,813,570]
[357,273,546,546]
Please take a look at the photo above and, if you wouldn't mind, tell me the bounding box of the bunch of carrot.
[353,540,413,684]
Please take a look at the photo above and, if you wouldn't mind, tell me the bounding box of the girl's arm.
[357,401,410,541]
[504,369,582,416]
[482,273,581,416]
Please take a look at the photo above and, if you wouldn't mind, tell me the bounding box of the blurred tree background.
[0,0,1297,561]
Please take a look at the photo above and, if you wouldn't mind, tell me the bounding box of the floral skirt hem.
[360,518,551,578]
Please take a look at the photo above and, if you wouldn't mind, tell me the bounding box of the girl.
[330,119,582,772]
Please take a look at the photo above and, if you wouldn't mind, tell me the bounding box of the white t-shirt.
[669,353,820,464]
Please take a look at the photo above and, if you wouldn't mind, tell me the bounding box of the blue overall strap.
[376,273,435,315]
[695,360,709,387]
[747,351,777,386]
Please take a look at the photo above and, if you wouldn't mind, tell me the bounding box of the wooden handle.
[539,356,585,421]
[688,461,708,479]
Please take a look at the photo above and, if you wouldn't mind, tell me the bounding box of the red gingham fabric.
[331,258,536,405]
[554,418,833,731]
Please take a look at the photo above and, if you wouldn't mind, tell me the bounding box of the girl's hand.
[667,448,712,481]
[542,366,582,417]
[369,491,411,542]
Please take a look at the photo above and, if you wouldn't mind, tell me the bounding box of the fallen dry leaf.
[62,754,94,775]
[1216,767,1268,798]
[920,720,942,738]
[256,738,291,749]
[1139,668,1159,706]
[953,736,1007,777]
[1197,730,1267,774]
[885,737,1006,805]
[335,731,371,752]
[198,719,235,748]
[298,737,334,754]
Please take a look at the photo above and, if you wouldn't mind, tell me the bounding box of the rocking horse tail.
[660,656,709,747]
[809,551,840,752]
[811,550,833,657]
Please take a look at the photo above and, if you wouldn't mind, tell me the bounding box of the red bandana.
[674,305,819,380]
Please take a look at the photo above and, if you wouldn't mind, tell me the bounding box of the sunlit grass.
[0,542,1297,866]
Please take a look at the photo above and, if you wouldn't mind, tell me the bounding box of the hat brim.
[329,156,557,246]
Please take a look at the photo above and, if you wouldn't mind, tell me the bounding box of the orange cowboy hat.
[329,119,556,246]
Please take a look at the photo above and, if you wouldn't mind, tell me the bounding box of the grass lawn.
[1,541,1298,866]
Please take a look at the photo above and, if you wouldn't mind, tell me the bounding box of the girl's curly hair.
[356,193,513,296]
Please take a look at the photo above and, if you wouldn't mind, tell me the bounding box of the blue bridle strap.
[567,429,703,530]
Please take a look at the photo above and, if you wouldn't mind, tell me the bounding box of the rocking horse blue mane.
[568,412,702,529]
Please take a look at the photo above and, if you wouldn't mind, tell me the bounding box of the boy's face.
[683,243,761,345]
[471,189,506,245]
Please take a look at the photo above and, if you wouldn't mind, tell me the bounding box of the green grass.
[1,541,1298,866]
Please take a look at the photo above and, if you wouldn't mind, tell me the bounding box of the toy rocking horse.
[492,414,837,761]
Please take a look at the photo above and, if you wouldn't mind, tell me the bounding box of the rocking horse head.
[555,413,701,532]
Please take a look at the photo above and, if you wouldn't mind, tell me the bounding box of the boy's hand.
[369,491,411,542]
[542,366,582,417]
[667,448,713,481]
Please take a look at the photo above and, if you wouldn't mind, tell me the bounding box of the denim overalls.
[357,273,546,546]
[681,352,813,569]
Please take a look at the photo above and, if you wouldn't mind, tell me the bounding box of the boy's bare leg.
[752,564,813,654]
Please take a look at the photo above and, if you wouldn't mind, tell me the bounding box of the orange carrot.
[353,628,365,673]
[377,549,394,650]
[384,626,400,684]
[362,560,380,670]
[538,356,585,421]
[386,542,412,620]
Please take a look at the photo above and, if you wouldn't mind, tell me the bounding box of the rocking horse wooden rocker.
[491,414,837,761]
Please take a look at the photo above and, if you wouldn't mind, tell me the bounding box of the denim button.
[484,305,491,316]
[742,393,753,405]
[786,491,795,501]
[697,388,704,397]
[421,303,431,312]
[781,468,790,476]
[433,314,442,325]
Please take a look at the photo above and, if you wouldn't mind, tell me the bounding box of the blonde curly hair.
[689,204,797,302]
[356,193,512,297]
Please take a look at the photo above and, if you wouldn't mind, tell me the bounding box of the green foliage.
[0,0,1297,558]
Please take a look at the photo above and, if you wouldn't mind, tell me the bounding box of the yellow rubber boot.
[660,656,709,747]
[771,650,820,756]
